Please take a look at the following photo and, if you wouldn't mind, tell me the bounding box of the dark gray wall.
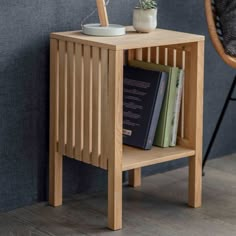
[0,0,235,212]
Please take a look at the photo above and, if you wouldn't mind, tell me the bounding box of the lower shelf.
[122,145,195,171]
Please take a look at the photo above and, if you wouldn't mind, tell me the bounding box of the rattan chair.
[203,0,236,171]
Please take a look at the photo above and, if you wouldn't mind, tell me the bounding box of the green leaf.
[138,0,157,10]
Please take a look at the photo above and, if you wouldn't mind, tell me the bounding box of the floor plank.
[1,153,236,236]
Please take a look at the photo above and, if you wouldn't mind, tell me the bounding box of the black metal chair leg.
[202,76,236,175]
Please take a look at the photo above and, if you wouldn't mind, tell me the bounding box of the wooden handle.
[96,0,109,26]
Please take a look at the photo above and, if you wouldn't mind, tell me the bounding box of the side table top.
[51,26,205,50]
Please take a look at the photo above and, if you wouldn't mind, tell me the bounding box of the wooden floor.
[1,154,236,236]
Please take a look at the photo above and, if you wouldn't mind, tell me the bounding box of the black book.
[123,65,168,150]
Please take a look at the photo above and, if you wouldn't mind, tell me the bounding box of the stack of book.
[123,60,185,150]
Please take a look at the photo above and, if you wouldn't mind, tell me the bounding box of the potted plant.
[133,0,158,33]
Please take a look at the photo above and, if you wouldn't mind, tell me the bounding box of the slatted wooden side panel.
[56,41,121,170]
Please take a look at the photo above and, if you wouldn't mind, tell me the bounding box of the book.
[128,60,179,148]
[123,65,168,150]
[170,69,185,147]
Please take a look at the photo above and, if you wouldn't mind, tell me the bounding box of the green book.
[128,60,179,147]
[170,69,185,147]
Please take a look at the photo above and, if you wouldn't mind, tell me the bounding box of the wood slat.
[83,45,92,164]
[150,47,159,64]
[49,38,58,164]
[150,47,157,64]
[74,44,84,160]
[173,49,177,67]
[128,49,136,61]
[164,48,168,65]
[156,47,160,64]
[100,48,109,169]
[66,42,75,157]
[92,47,102,167]
[58,41,66,154]
[184,51,191,142]
[158,47,165,65]
[136,48,143,60]
[167,48,174,67]
[181,51,186,138]
[142,48,148,62]
[141,47,152,62]
[49,39,63,207]
[176,50,185,139]
[147,47,151,62]
[176,49,184,69]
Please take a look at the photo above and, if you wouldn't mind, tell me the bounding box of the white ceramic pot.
[133,8,157,33]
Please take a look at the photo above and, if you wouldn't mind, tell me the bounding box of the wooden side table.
[49,27,205,230]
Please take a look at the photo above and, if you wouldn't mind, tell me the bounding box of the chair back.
[205,0,236,68]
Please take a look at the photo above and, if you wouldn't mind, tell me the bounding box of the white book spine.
[170,70,185,147]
